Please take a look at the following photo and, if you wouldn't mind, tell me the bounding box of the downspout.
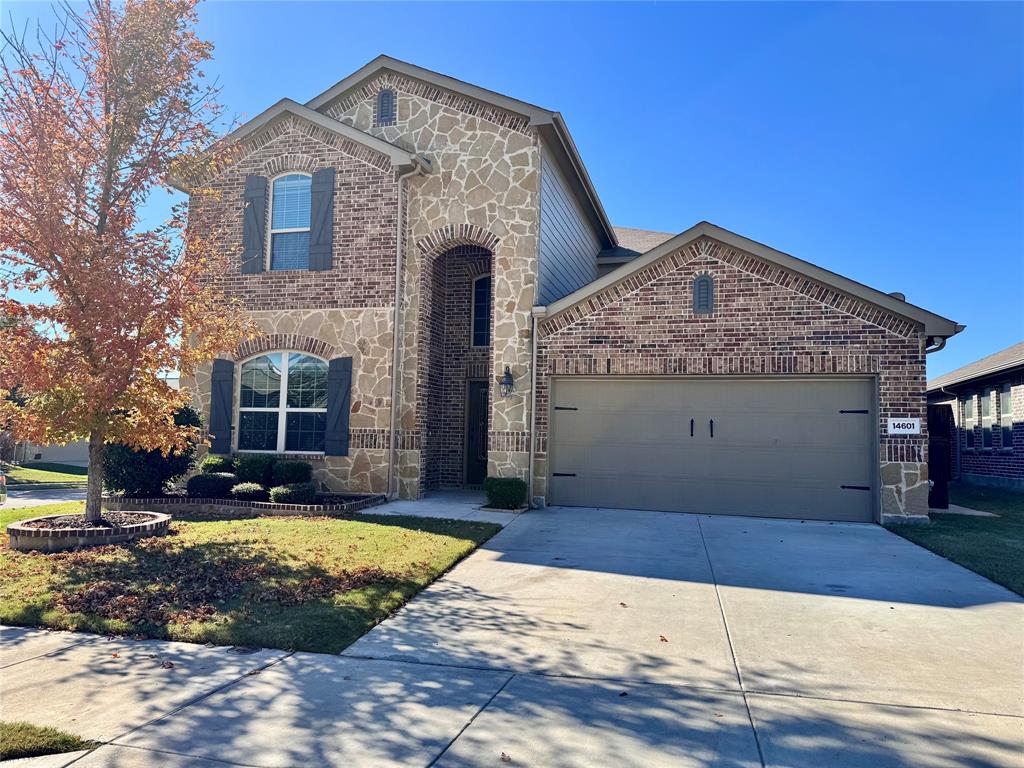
[527,305,547,508]
[387,155,430,499]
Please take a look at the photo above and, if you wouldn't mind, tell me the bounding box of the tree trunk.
[85,431,106,522]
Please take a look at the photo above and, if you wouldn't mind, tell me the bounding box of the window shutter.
[325,356,352,456]
[308,168,335,271]
[242,175,267,274]
[209,359,235,454]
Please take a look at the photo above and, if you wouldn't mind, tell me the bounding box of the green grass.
[3,462,88,485]
[0,502,500,654]
[887,483,1024,596]
[0,721,97,760]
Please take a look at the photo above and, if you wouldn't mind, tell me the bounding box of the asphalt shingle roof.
[612,226,675,254]
[927,341,1024,392]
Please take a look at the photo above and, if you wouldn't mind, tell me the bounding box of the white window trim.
[1000,383,1014,451]
[470,273,492,348]
[963,394,976,451]
[236,350,327,455]
[266,172,312,271]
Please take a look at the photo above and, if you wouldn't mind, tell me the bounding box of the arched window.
[238,351,328,453]
[376,88,396,126]
[471,274,492,347]
[268,173,312,270]
[693,275,715,315]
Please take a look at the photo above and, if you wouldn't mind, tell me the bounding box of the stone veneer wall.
[534,236,931,522]
[327,74,540,496]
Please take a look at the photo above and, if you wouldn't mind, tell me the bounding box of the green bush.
[231,482,270,502]
[103,406,201,497]
[200,454,235,474]
[271,460,312,485]
[236,454,277,485]
[186,472,237,498]
[484,477,528,509]
[269,481,318,505]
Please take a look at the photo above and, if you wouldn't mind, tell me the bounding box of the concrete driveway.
[3,507,1022,767]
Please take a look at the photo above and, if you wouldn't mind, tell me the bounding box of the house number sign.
[887,418,921,435]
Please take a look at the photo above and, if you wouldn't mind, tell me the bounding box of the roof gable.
[305,55,615,249]
[169,99,417,192]
[543,221,962,339]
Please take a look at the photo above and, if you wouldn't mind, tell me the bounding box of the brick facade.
[534,236,931,521]
[931,372,1024,489]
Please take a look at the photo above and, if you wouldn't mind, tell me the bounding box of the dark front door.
[465,380,489,485]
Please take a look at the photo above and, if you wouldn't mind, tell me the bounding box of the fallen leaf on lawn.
[111,653,120,658]
[659,635,668,643]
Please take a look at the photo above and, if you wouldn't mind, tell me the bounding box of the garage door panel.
[549,378,875,522]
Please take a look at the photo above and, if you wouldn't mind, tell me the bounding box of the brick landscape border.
[103,493,387,518]
[8,512,172,553]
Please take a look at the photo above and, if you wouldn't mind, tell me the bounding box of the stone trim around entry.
[233,334,336,361]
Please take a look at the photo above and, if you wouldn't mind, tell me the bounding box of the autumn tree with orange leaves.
[0,0,253,520]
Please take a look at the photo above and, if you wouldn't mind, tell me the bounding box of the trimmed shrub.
[484,477,528,509]
[271,460,312,486]
[236,454,277,485]
[186,472,237,498]
[200,454,235,474]
[269,482,317,505]
[231,482,270,502]
[103,406,201,497]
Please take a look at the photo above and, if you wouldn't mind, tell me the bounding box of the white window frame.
[1000,383,1014,451]
[470,273,492,348]
[963,394,976,450]
[236,351,327,455]
[266,172,312,271]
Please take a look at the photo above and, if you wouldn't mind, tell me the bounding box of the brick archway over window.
[233,334,336,361]
[261,153,318,177]
[415,224,500,261]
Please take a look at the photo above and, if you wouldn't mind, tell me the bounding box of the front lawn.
[0,721,96,760]
[887,483,1024,597]
[3,462,89,485]
[0,502,499,653]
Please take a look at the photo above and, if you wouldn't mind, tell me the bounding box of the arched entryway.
[417,243,495,491]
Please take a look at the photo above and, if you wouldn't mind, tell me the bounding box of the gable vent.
[694,275,715,315]
[376,88,396,126]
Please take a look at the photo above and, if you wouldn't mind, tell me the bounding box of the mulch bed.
[18,512,157,530]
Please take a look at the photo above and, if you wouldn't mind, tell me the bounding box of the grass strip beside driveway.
[887,483,1024,596]
[1,502,499,654]
[3,462,89,485]
[0,721,98,760]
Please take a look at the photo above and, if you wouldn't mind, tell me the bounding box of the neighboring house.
[177,55,961,524]
[12,440,89,467]
[927,342,1023,490]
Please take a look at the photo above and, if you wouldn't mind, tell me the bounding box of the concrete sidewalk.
[2,507,1022,767]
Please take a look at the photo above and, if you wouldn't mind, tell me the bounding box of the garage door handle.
[690,418,694,437]
[840,485,871,491]
[709,419,714,438]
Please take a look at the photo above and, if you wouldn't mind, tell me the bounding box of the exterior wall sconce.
[499,365,515,397]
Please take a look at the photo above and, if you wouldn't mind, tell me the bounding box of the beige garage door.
[549,378,876,522]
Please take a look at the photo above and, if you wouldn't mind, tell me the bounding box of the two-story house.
[178,56,962,524]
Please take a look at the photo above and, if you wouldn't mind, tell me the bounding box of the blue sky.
[7,1,1022,377]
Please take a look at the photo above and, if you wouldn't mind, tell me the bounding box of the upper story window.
[376,88,396,126]
[269,173,312,270]
[693,275,715,315]
[962,395,975,449]
[1001,383,1014,450]
[471,275,492,347]
[238,351,328,453]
